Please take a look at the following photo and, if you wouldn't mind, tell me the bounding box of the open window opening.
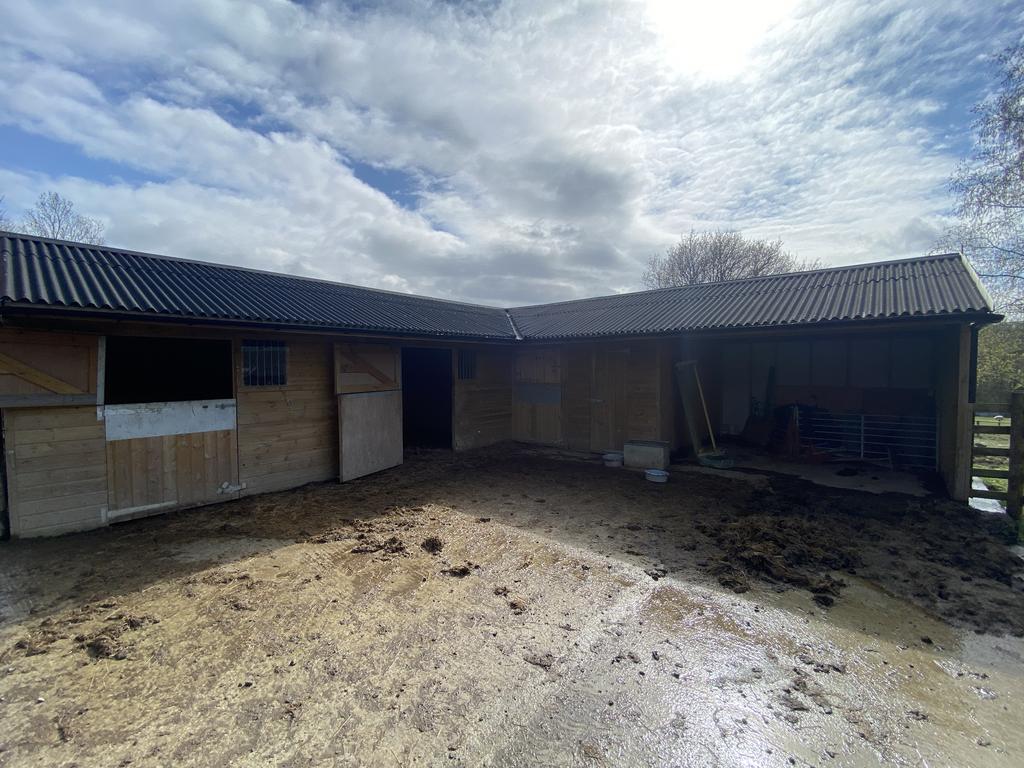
[104,336,233,405]
[401,347,453,449]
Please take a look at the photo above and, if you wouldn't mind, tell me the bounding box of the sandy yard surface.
[1,445,1023,767]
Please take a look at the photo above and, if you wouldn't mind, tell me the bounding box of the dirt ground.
[1,445,1023,767]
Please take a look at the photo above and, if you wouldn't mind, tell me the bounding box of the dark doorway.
[105,336,233,404]
[402,348,453,449]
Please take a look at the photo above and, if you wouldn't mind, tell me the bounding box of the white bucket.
[603,452,623,468]
[645,468,669,483]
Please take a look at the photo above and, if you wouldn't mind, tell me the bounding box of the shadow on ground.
[3,444,1021,639]
[2,445,1023,767]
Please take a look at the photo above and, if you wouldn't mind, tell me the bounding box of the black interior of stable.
[104,336,234,405]
[401,347,453,449]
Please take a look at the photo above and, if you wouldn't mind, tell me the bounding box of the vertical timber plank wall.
[236,337,338,495]
[105,430,239,515]
[3,407,107,537]
[625,340,663,441]
[514,347,563,445]
[562,344,593,452]
[590,345,628,452]
[453,347,515,450]
[515,339,677,454]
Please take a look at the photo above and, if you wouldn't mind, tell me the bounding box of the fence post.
[1009,391,1024,523]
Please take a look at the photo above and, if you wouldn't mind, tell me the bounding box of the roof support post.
[953,324,974,502]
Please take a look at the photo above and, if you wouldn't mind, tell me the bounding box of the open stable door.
[335,344,403,481]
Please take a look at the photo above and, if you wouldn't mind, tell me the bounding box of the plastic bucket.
[603,452,623,468]
[645,468,669,483]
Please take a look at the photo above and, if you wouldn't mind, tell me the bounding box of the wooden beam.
[971,488,1009,501]
[973,424,1011,435]
[973,445,1010,458]
[341,345,393,384]
[973,467,1010,479]
[0,350,83,394]
[953,325,973,501]
[0,393,97,408]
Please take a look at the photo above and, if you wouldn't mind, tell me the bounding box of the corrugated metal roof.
[507,254,995,339]
[0,233,516,339]
[0,232,994,341]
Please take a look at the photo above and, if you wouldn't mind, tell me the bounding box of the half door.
[335,343,403,481]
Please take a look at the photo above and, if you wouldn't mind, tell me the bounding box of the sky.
[0,0,1020,306]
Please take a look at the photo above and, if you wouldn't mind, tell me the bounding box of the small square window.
[457,350,477,380]
[242,341,287,386]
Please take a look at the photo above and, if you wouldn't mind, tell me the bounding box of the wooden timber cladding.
[513,338,677,452]
[0,329,97,407]
[106,430,239,518]
[237,338,337,495]
[3,406,108,537]
[335,343,402,481]
[334,343,400,394]
[453,347,514,450]
[514,347,563,445]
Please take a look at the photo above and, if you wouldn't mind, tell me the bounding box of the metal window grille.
[457,350,477,380]
[796,410,938,470]
[242,341,287,387]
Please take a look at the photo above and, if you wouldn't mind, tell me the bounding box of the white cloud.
[0,0,1019,305]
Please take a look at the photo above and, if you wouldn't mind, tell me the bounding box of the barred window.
[242,340,287,386]
[457,350,477,380]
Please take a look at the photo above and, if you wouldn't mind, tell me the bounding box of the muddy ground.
[1,445,1023,767]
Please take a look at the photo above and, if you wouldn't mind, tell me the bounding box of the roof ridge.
[503,309,523,340]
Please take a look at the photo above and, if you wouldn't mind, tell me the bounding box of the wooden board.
[452,348,514,450]
[236,339,338,495]
[3,406,108,537]
[562,345,592,451]
[513,347,563,445]
[339,390,403,481]
[625,340,661,440]
[105,429,239,518]
[0,329,97,407]
[335,343,400,394]
[590,346,628,452]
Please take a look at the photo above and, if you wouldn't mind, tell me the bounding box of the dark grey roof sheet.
[0,232,515,339]
[507,254,995,339]
[0,232,994,341]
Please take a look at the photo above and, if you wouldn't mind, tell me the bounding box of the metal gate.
[796,410,938,470]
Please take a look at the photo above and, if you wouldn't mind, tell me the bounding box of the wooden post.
[1008,391,1024,524]
[953,325,974,501]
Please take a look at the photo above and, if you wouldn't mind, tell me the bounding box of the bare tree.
[20,191,105,245]
[942,43,1024,316]
[0,195,10,231]
[643,229,819,288]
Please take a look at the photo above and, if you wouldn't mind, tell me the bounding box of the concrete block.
[624,440,670,470]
